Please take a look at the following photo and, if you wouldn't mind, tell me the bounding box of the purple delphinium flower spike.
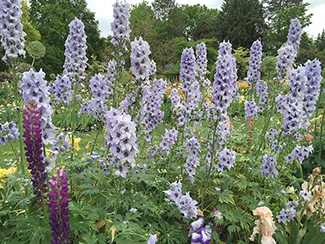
[303,59,322,117]
[48,168,70,244]
[180,47,196,95]
[63,17,88,83]
[0,121,20,146]
[50,74,72,104]
[164,181,198,219]
[260,154,278,179]
[105,109,138,178]
[0,0,26,62]
[285,145,313,164]
[215,148,236,172]
[245,101,258,121]
[196,42,208,81]
[287,18,302,53]
[246,40,262,89]
[184,136,201,183]
[111,0,131,50]
[130,37,151,82]
[23,99,47,206]
[159,128,178,156]
[212,41,237,121]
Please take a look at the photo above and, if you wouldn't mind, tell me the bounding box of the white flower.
[321,223,325,233]
[214,210,223,220]
[299,189,312,201]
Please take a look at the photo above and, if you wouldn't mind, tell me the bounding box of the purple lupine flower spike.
[48,168,70,244]
[0,0,26,62]
[63,17,88,82]
[23,99,47,206]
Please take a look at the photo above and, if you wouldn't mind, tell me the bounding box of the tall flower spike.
[0,0,26,62]
[180,47,196,95]
[48,168,70,244]
[196,42,208,80]
[130,37,151,82]
[63,17,88,83]
[0,121,20,146]
[111,0,131,47]
[246,40,262,89]
[212,41,237,121]
[287,18,302,52]
[23,99,47,206]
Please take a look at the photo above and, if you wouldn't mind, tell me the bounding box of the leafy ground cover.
[1,1,325,244]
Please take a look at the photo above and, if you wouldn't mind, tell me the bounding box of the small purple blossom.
[48,168,70,244]
[148,234,158,244]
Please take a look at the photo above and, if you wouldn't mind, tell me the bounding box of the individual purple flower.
[130,37,151,82]
[188,212,212,244]
[0,0,26,62]
[0,121,20,146]
[111,0,131,47]
[196,42,208,80]
[286,145,313,164]
[180,47,196,95]
[48,168,70,244]
[148,234,158,244]
[303,59,322,117]
[63,17,88,82]
[260,154,278,179]
[215,148,236,172]
[212,41,238,121]
[23,99,47,206]
[50,74,72,104]
[245,101,258,120]
[246,40,262,88]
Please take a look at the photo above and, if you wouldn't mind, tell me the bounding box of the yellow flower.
[237,82,249,89]
[0,166,17,189]
[66,135,81,151]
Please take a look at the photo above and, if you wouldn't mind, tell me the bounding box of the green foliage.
[216,0,266,49]
[260,56,277,80]
[21,0,41,42]
[233,47,249,80]
[296,48,325,69]
[316,29,325,52]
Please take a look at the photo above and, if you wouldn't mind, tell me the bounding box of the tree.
[262,0,303,20]
[152,0,177,21]
[21,0,41,42]
[181,4,219,41]
[216,0,266,49]
[263,3,312,54]
[316,29,325,52]
[29,0,105,77]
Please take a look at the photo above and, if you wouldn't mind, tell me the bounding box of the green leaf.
[80,232,98,244]
[218,190,235,205]
[228,224,240,234]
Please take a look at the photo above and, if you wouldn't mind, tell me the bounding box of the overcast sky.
[86,0,325,39]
